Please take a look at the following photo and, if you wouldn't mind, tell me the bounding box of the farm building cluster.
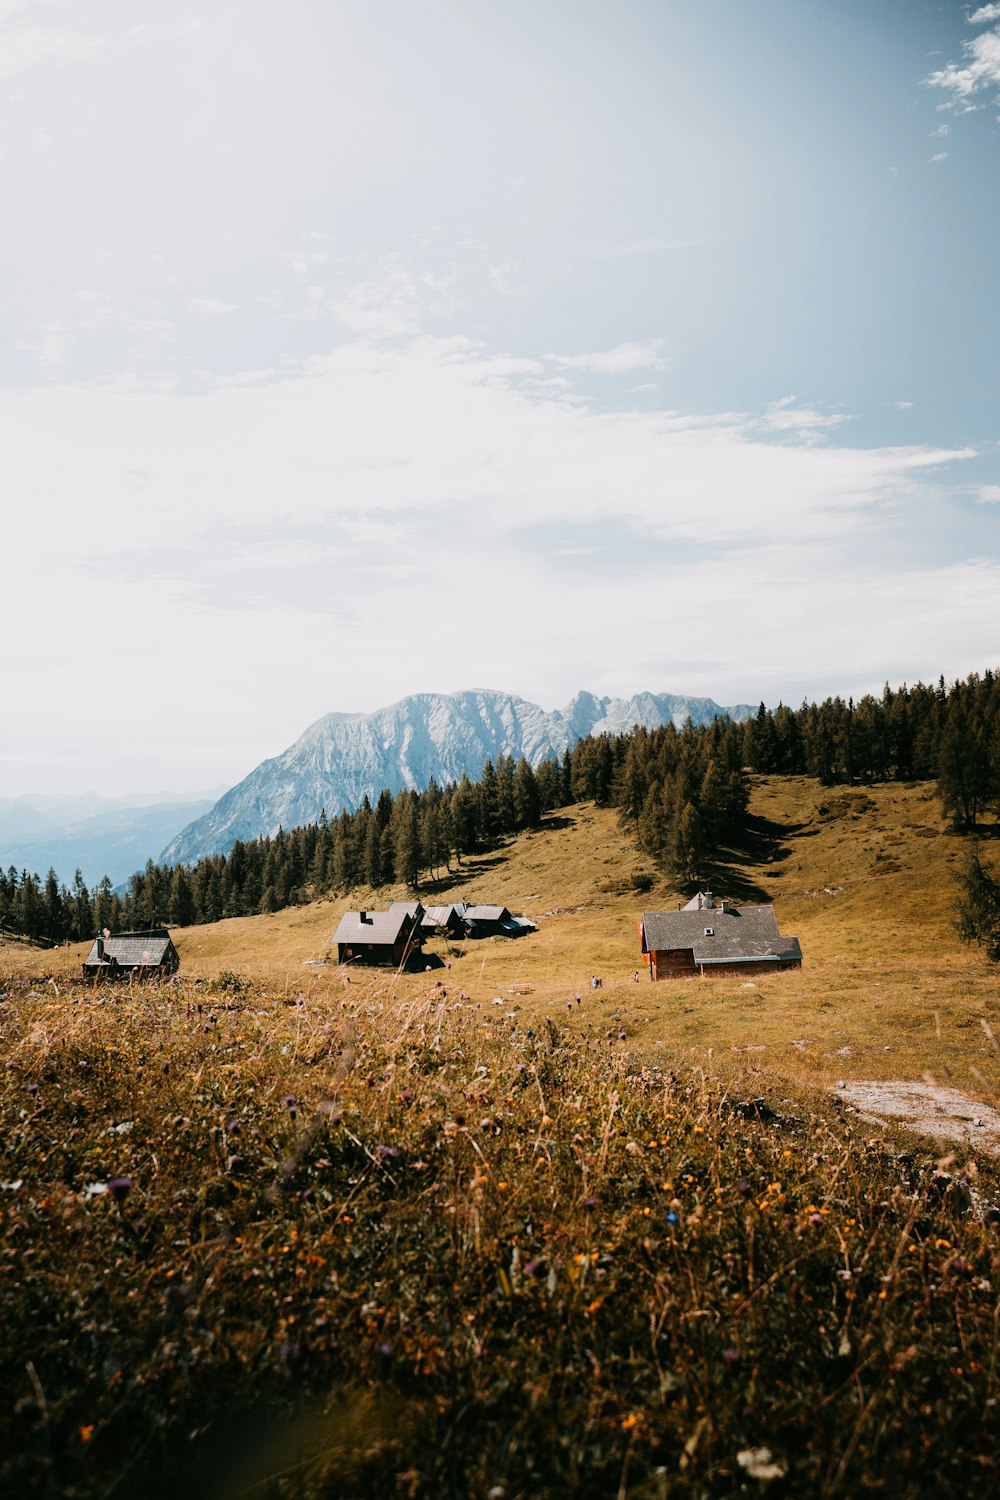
[332,900,537,968]
[79,891,802,983]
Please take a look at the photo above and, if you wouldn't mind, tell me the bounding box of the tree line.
[2,668,999,947]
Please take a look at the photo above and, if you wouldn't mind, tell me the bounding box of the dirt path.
[838,1079,1000,1155]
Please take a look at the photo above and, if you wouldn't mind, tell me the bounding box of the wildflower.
[162,1283,189,1314]
[723,1347,742,1372]
[665,1210,679,1226]
[737,1447,786,1481]
[376,1144,399,1160]
[79,1424,95,1443]
[378,1340,394,1359]
[524,1258,544,1277]
[736,1179,750,1196]
[225,1119,240,1134]
[27,1083,38,1095]
[106,1177,132,1201]
[582,1196,597,1210]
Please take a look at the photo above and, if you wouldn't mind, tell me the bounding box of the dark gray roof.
[84,931,175,968]
[389,901,425,921]
[641,905,801,965]
[464,905,511,922]
[421,903,467,926]
[333,909,418,946]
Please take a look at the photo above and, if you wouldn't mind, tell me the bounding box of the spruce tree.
[955,844,1000,960]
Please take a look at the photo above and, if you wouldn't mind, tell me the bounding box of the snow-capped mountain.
[161,688,754,865]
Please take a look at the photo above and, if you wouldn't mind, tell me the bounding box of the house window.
[704,927,714,936]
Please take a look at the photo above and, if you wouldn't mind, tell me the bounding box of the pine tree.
[477,759,501,847]
[69,869,92,942]
[364,814,384,887]
[513,758,541,829]
[168,865,196,927]
[955,844,1000,960]
[672,801,705,885]
[42,868,65,943]
[392,795,421,888]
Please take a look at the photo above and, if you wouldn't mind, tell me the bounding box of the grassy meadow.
[2,776,999,1496]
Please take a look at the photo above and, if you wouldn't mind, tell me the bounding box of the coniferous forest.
[3,669,1000,947]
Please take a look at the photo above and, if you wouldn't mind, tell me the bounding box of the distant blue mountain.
[0,795,219,889]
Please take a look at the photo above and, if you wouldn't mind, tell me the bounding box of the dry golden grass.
[4,778,1000,1497]
[10,776,999,1112]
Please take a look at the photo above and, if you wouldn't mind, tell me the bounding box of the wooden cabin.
[420,902,469,938]
[640,892,801,980]
[333,907,425,968]
[462,905,536,939]
[82,929,179,980]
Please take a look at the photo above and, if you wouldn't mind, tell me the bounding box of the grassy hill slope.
[2,777,1000,1497]
[20,775,1000,1102]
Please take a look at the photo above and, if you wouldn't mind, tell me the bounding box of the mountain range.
[0,793,221,890]
[161,688,754,866]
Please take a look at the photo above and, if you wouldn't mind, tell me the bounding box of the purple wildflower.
[377,1144,399,1160]
[106,1177,132,1200]
[162,1283,188,1314]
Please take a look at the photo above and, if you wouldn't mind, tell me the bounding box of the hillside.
[4,775,1000,1498]
[161,687,754,865]
[4,774,1000,1498]
[26,775,1000,1106]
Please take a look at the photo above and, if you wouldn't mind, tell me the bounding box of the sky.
[1,0,998,796]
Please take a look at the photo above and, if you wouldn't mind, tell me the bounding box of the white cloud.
[927,23,1000,103]
[978,484,1000,502]
[190,298,239,318]
[969,5,1000,25]
[547,340,667,374]
[929,152,951,163]
[892,400,914,410]
[758,396,847,437]
[0,331,986,793]
[0,4,100,79]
